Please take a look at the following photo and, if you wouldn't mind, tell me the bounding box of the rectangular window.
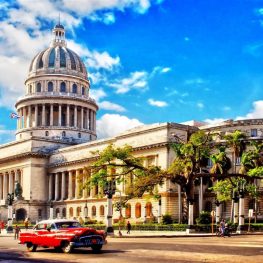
[251,129,258,137]
[207,159,213,167]
[236,157,241,165]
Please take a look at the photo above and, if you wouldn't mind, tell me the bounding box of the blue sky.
[1,0,263,143]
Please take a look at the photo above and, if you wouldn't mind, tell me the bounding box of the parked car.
[19,219,107,253]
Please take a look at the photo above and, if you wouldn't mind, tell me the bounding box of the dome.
[28,23,87,79]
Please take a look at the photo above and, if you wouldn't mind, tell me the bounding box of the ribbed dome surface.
[28,46,87,79]
[28,23,87,79]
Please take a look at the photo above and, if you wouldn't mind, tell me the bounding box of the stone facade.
[0,24,263,224]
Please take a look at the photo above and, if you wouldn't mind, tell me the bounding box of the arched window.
[62,131,66,137]
[62,208,66,218]
[38,209,42,220]
[60,82,66,92]
[48,48,55,67]
[48,81,53,92]
[56,208,60,218]
[125,203,131,218]
[92,206,96,217]
[36,82,41,92]
[146,202,152,217]
[29,85,32,94]
[135,203,141,218]
[69,207,73,217]
[82,87,85,95]
[67,49,76,70]
[205,201,212,212]
[45,131,49,136]
[76,207,81,217]
[38,51,44,69]
[72,83,77,93]
[100,205,105,216]
[59,47,66,68]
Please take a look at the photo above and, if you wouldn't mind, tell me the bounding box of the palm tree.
[224,130,246,222]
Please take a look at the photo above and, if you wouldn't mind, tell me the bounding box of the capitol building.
[0,23,262,224]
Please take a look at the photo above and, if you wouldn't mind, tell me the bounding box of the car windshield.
[55,221,81,229]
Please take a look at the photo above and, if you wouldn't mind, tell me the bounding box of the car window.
[50,223,56,230]
[34,223,51,230]
[55,221,81,229]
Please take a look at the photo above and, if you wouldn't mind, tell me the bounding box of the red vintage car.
[19,219,107,253]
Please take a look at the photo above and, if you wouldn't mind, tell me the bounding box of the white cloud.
[0,129,16,144]
[151,66,171,76]
[197,102,204,109]
[236,100,263,120]
[89,89,107,101]
[99,101,126,112]
[148,98,168,107]
[109,71,148,94]
[184,78,206,85]
[96,113,143,138]
[223,106,231,111]
[204,118,226,125]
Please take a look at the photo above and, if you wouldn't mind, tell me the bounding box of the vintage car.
[19,219,107,253]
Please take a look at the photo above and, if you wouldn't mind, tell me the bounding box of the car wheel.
[26,243,37,252]
[91,244,102,253]
[61,241,73,254]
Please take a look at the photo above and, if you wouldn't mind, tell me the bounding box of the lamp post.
[104,180,116,235]
[237,181,246,234]
[215,199,221,224]
[84,201,88,224]
[6,193,14,233]
[232,190,239,224]
[49,202,54,219]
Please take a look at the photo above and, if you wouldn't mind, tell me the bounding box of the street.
[0,235,263,263]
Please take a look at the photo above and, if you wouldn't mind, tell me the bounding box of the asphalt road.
[0,235,263,263]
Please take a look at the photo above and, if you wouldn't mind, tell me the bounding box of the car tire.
[26,243,37,252]
[61,241,73,253]
[91,244,102,253]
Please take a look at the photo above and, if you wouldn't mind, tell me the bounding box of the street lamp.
[103,180,116,235]
[232,190,239,224]
[237,180,246,234]
[6,193,14,233]
[215,199,221,224]
[49,202,54,219]
[84,201,88,224]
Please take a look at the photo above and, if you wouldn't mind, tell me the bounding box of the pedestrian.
[220,219,225,237]
[127,221,131,234]
[0,221,5,233]
[24,219,29,230]
[14,225,21,240]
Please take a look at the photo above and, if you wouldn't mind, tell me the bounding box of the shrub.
[162,214,173,224]
[196,211,211,224]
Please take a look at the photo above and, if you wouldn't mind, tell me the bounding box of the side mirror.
[46,226,51,231]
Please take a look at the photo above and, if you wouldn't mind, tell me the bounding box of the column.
[28,105,32,127]
[48,174,53,200]
[0,175,3,200]
[74,106,77,127]
[34,105,38,127]
[55,173,59,201]
[68,170,73,199]
[42,104,46,126]
[67,105,70,126]
[58,104,62,126]
[88,109,91,130]
[75,169,80,199]
[9,172,13,194]
[3,173,7,199]
[50,104,54,126]
[237,193,245,233]
[81,107,84,129]
[61,171,66,200]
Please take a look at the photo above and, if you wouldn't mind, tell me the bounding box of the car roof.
[36,219,79,225]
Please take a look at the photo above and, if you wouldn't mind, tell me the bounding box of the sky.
[1,0,263,143]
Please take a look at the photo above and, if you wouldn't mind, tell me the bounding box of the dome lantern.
[51,22,66,47]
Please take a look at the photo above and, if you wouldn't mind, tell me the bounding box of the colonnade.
[48,169,99,201]
[17,104,96,131]
[0,170,22,201]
